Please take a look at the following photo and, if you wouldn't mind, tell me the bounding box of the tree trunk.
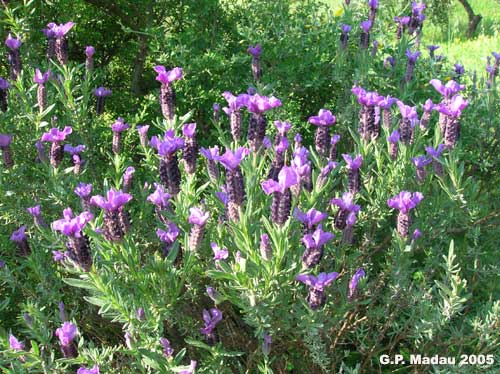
[131,34,148,96]
[457,0,482,37]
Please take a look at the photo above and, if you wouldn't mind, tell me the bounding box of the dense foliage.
[1,0,499,373]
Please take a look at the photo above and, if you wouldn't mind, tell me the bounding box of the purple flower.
[0,134,12,147]
[422,99,434,113]
[137,125,149,138]
[51,22,75,37]
[26,205,41,217]
[200,308,222,336]
[5,34,22,50]
[55,321,77,346]
[111,117,129,133]
[147,183,171,209]
[261,166,298,194]
[10,226,27,242]
[330,192,361,213]
[77,365,99,374]
[274,120,292,135]
[247,44,262,57]
[302,226,335,249]
[425,144,445,158]
[411,155,431,168]
[179,361,197,374]
[291,147,311,177]
[52,208,93,237]
[396,101,418,120]
[429,79,465,98]
[384,56,396,69]
[348,268,366,298]
[296,272,339,291]
[222,91,248,114]
[275,136,288,153]
[263,334,272,355]
[156,223,180,244]
[85,46,95,58]
[52,250,68,262]
[215,189,229,205]
[379,96,397,109]
[200,146,219,160]
[368,0,379,9]
[387,191,424,213]
[427,45,440,53]
[406,49,421,63]
[360,20,372,33]
[188,207,209,225]
[412,228,422,240]
[217,147,249,171]
[341,24,352,33]
[262,136,272,149]
[75,183,93,198]
[41,126,72,142]
[160,338,174,358]
[34,68,51,84]
[90,189,133,212]
[0,260,5,268]
[211,242,229,260]
[64,144,86,155]
[93,87,112,97]
[454,64,465,75]
[308,109,336,127]
[435,95,469,117]
[150,130,185,156]
[387,130,400,143]
[9,335,24,351]
[293,208,328,229]
[0,78,10,90]
[342,154,363,170]
[245,94,282,114]
[182,123,196,138]
[153,66,183,85]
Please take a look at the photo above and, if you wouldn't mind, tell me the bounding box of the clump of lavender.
[27,205,48,228]
[429,79,465,135]
[75,183,93,212]
[122,167,135,192]
[291,147,312,195]
[260,233,272,261]
[427,45,440,60]
[301,226,334,268]
[156,223,180,257]
[394,16,410,39]
[396,101,418,144]
[85,46,95,72]
[64,144,86,174]
[50,22,74,65]
[137,125,150,148]
[348,268,366,299]
[147,183,171,224]
[387,130,400,161]
[368,0,379,22]
[387,191,424,238]
[296,272,339,310]
[41,126,72,168]
[0,78,9,112]
[55,322,78,358]
[10,226,31,256]
[343,154,363,195]
[340,24,351,49]
[217,147,248,222]
[329,134,340,161]
[262,166,299,225]
[248,44,262,81]
[154,66,183,121]
[245,93,282,152]
[5,34,22,80]
[404,49,421,83]
[222,92,248,142]
[52,208,94,271]
[379,96,397,130]
[90,189,133,241]
[200,146,220,182]
[425,144,445,176]
[111,117,129,155]
[330,192,361,232]
[182,123,198,175]
[435,95,469,149]
[308,109,336,156]
[188,207,209,252]
[42,23,57,60]
[360,20,372,49]
[294,208,327,234]
[411,155,431,184]
[200,308,222,345]
[94,87,112,115]
[150,130,185,195]
[0,134,13,168]
[419,99,434,130]
[34,69,51,113]
[352,86,383,140]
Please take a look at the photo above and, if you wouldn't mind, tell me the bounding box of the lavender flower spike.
[260,233,272,261]
[261,166,298,225]
[182,123,198,175]
[360,20,372,49]
[301,226,335,268]
[425,144,445,176]
[137,125,150,148]
[85,46,95,71]
[10,226,31,256]
[308,109,336,156]
[387,130,400,161]
[94,87,112,115]
[189,207,209,252]
[296,272,339,310]
[156,223,180,257]
[34,69,51,113]
[6,34,22,80]
[0,78,9,112]
[222,92,248,142]
[342,154,363,194]
[111,117,129,155]
[348,268,366,299]
[55,321,78,358]
[404,49,421,83]
[64,144,86,174]
[122,166,135,192]
[0,134,14,168]
[419,99,434,130]
[396,101,418,144]
[294,208,328,233]
[160,338,174,358]
[90,189,132,241]
[387,191,424,238]
[52,22,75,65]
[154,66,183,120]
[41,126,73,168]
[200,146,220,182]
[27,205,48,228]
[245,94,282,152]
[75,183,93,212]
[200,308,222,345]
[248,44,262,80]
[150,130,185,195]
[412,155,431,183]
[340,24,351,49]
[77,365,100,374]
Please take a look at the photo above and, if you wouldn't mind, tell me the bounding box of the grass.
[322,0,499,72]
